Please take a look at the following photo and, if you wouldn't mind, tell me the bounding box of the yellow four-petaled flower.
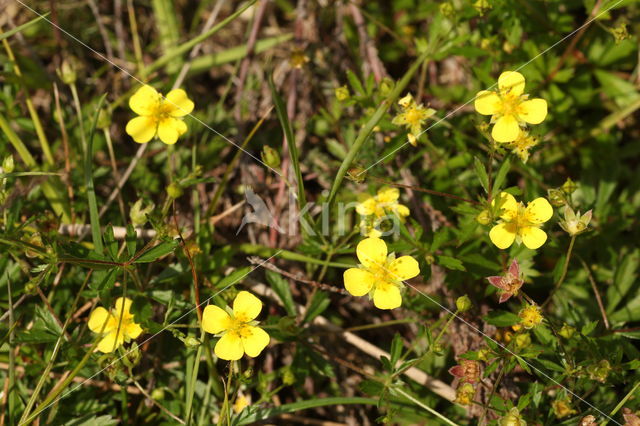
[489,192,553,250]
[88,297,143,353]
[475,71,547,143]
[126,85,195,145]
[392,93,436,146]
[202,291,270,361]
[343,237,420,310]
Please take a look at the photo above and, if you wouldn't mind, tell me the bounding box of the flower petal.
[126,116,157,143]
[520,226,547,249]
[376,187,400,204]
[388,256,420,281]
[157,117,186,145]
[498,71,525,96]
[356,237,388,268]
[493,192,519,221]
[518,98,547,124]
[395,204,410,218]
[344,268,375,296]
[241,326,270,357]
[125,322,143,340]
[492,115,520,143]
[129,85,160,116]
[88,307,115,333]
[489,223,517,249]
[215,332,244,361]
[233,291,262,322]
[114,297,133,317]
[525,197,553,224]
[487,276,507,290]
[474,90,502,115]
[508,258,520,277]
[202,305,232,334]
[96,330,124,353]
[372,283,402,310]
[165,89,195,117]
[356,196,376,216]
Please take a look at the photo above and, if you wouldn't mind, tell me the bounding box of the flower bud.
[477,348,491,362]
[561,178,577,195]
[122,342,141,368]
[514,332,531,349]
[96,107,112,130]
[552,398,577,419]
[151,387,165,401]
[547,188,566,207]
[476,209,492,225]
[167,183,183,199]
[587,359,611,383]
[379,77,394,97]
[2,155,15,174]
[261,146,281,169]
[335,85,350,101]
[558,323,575,339]
[346,166,366,183]
[454,383,475,406]
[58,59,77,85]
[456,295,472,312]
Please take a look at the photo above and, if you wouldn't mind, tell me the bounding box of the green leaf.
[303,291,330,323]
[390,333,403,366]
[125,224,137,258]
[90,268,119,292]
[484,310,520,327]
[85,94,108,254]
[606,250,639,313]
[213,267,252,290]
[266,270,297,316]
[473,156,489,194]
[0,13,50,41]
[103,225,118,261]
[436,255,465,271]
[491,157,511,199]
[133,239,179,263]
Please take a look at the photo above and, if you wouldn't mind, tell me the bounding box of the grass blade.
[85,94,108,254]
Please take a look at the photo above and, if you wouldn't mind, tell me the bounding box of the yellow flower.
[88,297,143,353]
[125,85,194,145]
[552,398,577,419]
[475,71,548,143]
[356,187,410,237]
[518,304,543,329]
[392,93,436,146]
[499,407,527,426]
[489,192,553,250]
[507,131,538,163]
[343,237,420,310]
[233,395,250,414]
[202,291,270,361]
[454,383,475,406]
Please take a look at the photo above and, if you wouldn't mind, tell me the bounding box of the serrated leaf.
[303,291,330,323]
[126,224,137,258]
[103,224,118,260]
[436,255,465,271]
[473,156,489,194]
[491,157,511,199]
[266,270,296,316]
[133,239,179,263]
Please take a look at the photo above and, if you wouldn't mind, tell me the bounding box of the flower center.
[227,316,253,338]
[152,101,174,120]
[498,93,521,118]
[405,108,423,125]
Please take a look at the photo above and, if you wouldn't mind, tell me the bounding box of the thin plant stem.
[69,83,88,155]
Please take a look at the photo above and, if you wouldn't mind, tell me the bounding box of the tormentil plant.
[343,237,419,309]
[474,71,548,143]
[125,85,195,144]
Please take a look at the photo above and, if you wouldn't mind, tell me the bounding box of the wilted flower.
[579,415,598,426]
[233,395,250,414]
[506,131,538,163]
[587,359,611,383]
[130,199,154,226]
[392,93,436,146]
[559,206,592,237]
[552,398,577,419]
[454,382,475,406]
[448,359,481,384]
[335,85,350,101]
[518,304,543,329]
[499,407,527,426]
[623,408,640,426]
[487,258,524,303]
[357,187,410,237]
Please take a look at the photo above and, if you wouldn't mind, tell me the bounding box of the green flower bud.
[167,183,183,199]
[547,188,566,207]
[151,387,165,400]
[122,342,141,368]
[130,199,154,227]
[514,332,531,349]
[476,209,492,225]
[561,178,577,195]
[456,295,472,313]
[282,367,296,385]
[499,407,526,426]
[379,78,395,97]
[261,146,281,169]
[335,85,350,101]
[477,348,491,362]
[558,323,575,339]
[2,155,15,174]
[346,166,366,183]
[96,107,111,130]
[58,59,77,85]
